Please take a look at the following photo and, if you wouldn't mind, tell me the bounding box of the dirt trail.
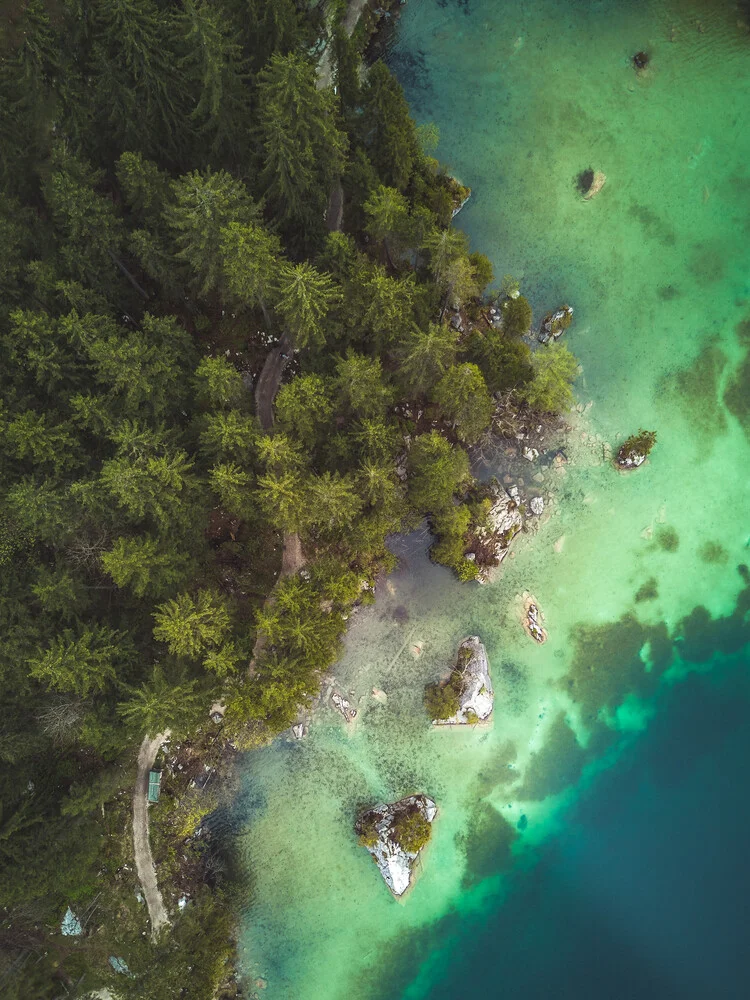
[133,731,170,940]
[316,0,371,89]
[254,332,292,432]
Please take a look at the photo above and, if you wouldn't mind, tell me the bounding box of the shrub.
[357,812,380,848]
[424,678,461,720]
[620,429,657,459]
[424,645,469,719]
[392,807,431,854]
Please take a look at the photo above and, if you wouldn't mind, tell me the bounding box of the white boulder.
[432,636,494,725]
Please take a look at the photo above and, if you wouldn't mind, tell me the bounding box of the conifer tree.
[28,626,129,698]
[431,363,493,444]
[256,53,347,240]
[89,0,188,163]
[177,0,251,166]
[396,322,459,395]
[360,62,421,191]
[101,535,191,598]
[153,589,231,659]
[164,169,258,299]
[220,221,283,327]
[275,262,340,350]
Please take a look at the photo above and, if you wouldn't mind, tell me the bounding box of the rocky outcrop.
[452,192,471,218]
[474,485,524,582]
[616,430,656,470]
[617,449,646,469]
[356,795,437,896]
[432,636,493,725]
[523,594,548,643]
[583,170,606,200]
[538,305,573,344]
[331,691,357,722]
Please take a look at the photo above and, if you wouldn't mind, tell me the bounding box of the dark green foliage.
[407,432,471,515]
[256,53,347,242]
[359,62,421,191]
[424,677,461,720]
[431,363,493,444]
[499,294,532,336]
[392,807,431,854]
[620,429,658,459]
[465,328,534,394]
[0,2,580,991]
[522,343,578,412]
[424,645,472,719]
[356,812,380,848]
[430,504,478,581]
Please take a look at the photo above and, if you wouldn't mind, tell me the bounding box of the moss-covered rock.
[355,795,437,895]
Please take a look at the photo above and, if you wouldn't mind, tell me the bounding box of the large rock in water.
[356,795,437,897]
[538,304,574,344]
[432,636,493,725]
[474,486,524,582]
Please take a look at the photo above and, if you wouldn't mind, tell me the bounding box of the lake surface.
[233,1,750,996]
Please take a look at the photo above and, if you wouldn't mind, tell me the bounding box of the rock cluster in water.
[523,594,548,643]
[432,636,494,726]
[538,304,574,344]
[356,795,437,896]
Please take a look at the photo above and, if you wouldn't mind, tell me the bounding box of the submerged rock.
[530,496,545,516]
[429,635,494,725]
[583,170,606,200]
[356,795,437,896]
[331,691,357,722]
[522,593,548,643]
[538,305,574,344]
[633,50,649,70]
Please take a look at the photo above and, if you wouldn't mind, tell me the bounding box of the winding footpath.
[254,332,292,431]
[316,0,371,89]
[133,731,170,940]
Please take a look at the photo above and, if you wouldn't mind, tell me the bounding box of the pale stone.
[431,636,494,726]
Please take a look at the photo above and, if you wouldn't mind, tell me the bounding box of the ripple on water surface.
[235,2,750,996]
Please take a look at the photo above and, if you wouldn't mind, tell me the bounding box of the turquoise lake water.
[233,1,750,995]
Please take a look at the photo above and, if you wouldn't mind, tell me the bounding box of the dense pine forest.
[0,1,577,996]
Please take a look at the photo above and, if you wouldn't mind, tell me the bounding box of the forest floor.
[133,732,171,940]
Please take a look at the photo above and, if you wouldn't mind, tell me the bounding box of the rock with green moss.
[355,795,437,896]
[538,305,573,344]
[617,429,657,469]
[426,636,493,725]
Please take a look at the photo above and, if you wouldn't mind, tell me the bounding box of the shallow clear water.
[234,1,750,996]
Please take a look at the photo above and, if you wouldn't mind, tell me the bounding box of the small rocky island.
[424,635,493,725]
[356,795,437,896]
[616,429,657,469]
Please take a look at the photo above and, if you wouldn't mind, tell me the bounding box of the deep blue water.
[402,655,750,998]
